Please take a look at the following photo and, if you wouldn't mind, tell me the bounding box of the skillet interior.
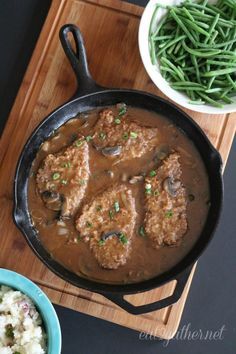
[13,89,223,295]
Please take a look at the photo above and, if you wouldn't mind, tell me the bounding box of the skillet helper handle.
[59,24,104,96]
[101,266,193,315]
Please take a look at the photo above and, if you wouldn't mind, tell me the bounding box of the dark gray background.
[0,1,235,353]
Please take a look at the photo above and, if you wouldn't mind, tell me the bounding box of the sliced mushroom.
[163,177,181,197]
[41,141,50,152]
[101,146,122,157]
[129,175,144,184]
[105,170,114,178]
[154,145,170,161]
[41,191,63,211]
[101,230,121,241]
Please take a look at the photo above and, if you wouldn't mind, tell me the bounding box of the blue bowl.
[0,268,61,354]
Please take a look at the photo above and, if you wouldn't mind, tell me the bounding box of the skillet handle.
[59,24,104,97]
[100,266,193,315]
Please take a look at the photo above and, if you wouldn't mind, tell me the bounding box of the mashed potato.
[0,285,46,354]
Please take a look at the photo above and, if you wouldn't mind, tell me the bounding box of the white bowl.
[138,0,236,114]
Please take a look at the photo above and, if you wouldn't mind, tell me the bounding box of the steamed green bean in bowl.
[149,0,236,108]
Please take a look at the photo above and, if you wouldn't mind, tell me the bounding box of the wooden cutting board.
[0,0,235,340]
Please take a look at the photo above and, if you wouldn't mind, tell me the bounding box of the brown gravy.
[28,107,210,284]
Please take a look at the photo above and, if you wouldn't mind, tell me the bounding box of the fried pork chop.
[144,153,188,248]
[92,108,158,163]
[36,135,89,217]
[75,184,137,269]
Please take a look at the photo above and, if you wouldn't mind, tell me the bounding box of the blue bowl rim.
[0,268,61,354]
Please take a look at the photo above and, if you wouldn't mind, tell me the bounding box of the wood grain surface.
[0,0,235,339]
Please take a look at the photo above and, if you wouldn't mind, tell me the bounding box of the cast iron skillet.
[13,24,223,315]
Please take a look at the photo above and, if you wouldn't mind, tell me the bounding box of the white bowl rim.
[138,0,236,114]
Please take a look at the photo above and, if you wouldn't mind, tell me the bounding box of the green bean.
[150,38,156,65]
[182,7,195,21]
[180,17,210,37]
[207,4,229,18]
[191,55,201,84]
[153,35,173,41]
[186,3,226,17]
[189,100,206,105]
[170,9,197,45]
[171,86,205,91]
[151,9,167,38]
[213,92,234,103]
[158,35,186,56]
[214,79,233,87]
[174,40,183,54]
[197,92,224,107]
[226,74,236,89]
[182,41,221,57]
[213,37,236,48]
[160,66,179,81]
[175,53,188,63]
[170,81,203,87]
[149,4,161,38]
[203,67,236,77]
[209,30,219,45]
[161,57,185,81]
[192,21,210,29]
[205,88,223,93]
[204,14,220,43]
[217,26,226,39]
[206,60,236,67]
[207,76,215,90]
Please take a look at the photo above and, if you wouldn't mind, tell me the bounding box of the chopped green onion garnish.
[115,118,121,124]
[109,210,114,220]
[118,105,127,116]
[96,205,102,211]
[99,132,106,140]
[119,233,128,244]
[149,170,157,177]
[61,179,68,185]
[165,210,173,218]
[114,201,120,213]
[75,139,84,147]
[139,226,146,237]
[86,221,93,228]
[122,132,129,140]
[77,235,82,242]
[52,172,60,180]
[85,135,93,142]
[154,189,160,196]
[145,183,152,195]
[130,131,138,139]
[79,179,86,185]
[145,189,152,195]
[98,239,105,246]
[61,162,71,168]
